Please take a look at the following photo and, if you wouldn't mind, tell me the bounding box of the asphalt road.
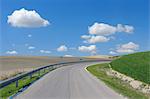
[15,62,124,99]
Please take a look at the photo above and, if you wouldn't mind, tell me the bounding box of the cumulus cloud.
[81,22,134,44]
[40,50,51,54]
[109,51,117,55]
[89,23,117,35]
[57,45,68,52]
[81,35,91,39]
[7,8,49,28]
[64,55,73,57]
[78,45,97,54]
[117,24,134,33]
[88,22,134,35]
[28,34,32,37]
[28,46,35,50]
[116,42,139,53]
[81,35,110,44]
[6,50,18,55]
[117,49,135,53]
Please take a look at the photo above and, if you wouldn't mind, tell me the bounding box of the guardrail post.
[38,70,40,76]
[52,66,53,69]
[16,80,18,87]
[30,74,32,79]
[49,66,51,71]
[44,68,45,73]
[47,67,49,72]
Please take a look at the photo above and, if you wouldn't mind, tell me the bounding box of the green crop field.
[110,51,150,84]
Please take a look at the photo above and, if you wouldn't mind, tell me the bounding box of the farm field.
[0,56,102,80]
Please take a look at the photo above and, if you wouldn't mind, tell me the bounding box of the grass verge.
[0,67,55,99]
[87,63,149,99]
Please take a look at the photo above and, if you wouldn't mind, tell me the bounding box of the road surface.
[15,62,124,99]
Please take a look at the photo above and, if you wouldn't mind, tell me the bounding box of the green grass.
[0,67,55,99]
[87,63,149,99]
[110,51,150,84]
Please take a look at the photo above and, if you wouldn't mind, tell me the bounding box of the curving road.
[15,62,124,99]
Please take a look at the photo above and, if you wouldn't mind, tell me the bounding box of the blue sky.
[0,0,149,56]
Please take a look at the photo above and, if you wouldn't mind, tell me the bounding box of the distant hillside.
[110,51,150,84]
[0,56,103,80]
[85,55,112,59]
[0,56,102,72]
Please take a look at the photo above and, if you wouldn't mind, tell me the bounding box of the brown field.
[0,56,105,80]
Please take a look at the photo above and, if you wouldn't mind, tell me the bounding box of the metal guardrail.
[0,59,110,89]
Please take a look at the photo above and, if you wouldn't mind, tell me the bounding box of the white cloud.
[117,24,134,33]
[7,8,49,28]
[28,46,35,50]
[88,23,134,35]
[78,45,97,54]
[82,35,109,44]
[28,34,32,37]
[116,42,139,53]
[120,42,139,50]
[109,51,117,55]
[64,55,73,57]
[6,50,18,55]
[81,22,134,44]
[116,49,135,53]
[89,23,117,35]
[81,35,91,39]
[40,50,51,54]
[57,45,68,52]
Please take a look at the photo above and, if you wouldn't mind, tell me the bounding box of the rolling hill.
[110,51,150,84]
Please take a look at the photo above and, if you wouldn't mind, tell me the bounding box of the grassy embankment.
[87,51,150,99]
[110,51,150,84]
[0,67,55,99]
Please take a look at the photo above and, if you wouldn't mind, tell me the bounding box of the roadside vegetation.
[110,51,150,84]
[87,63,149,99]
[0,67,55,99]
